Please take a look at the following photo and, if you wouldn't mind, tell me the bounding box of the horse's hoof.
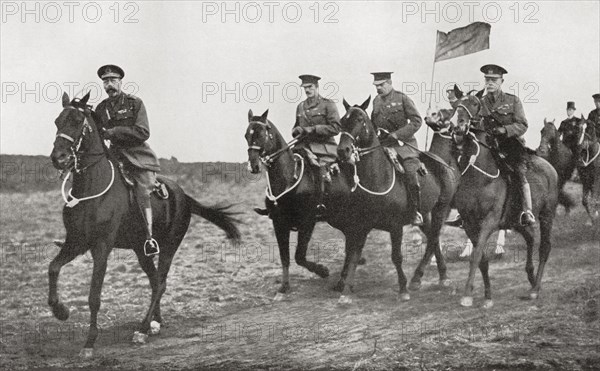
[408,281,422,291]
[482,299,494,309]
[315,266,330,278]
[585,220,593,226]
[398,293,410,301]
[149,321,161,335]
[460,296,473,307]
[333,280,345,292]
[51,303,70,321]
[79,348,94,358]
[132,331,148,344]
[338,295,352,305]
[358,257,367,265]
[273,292,287,302]
[529,291,538,300]
[278,283,291,294]
[439,279,453,287]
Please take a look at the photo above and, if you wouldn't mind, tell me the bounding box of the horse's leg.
[48,247,79,321]
[410,206,450,290]
[133,246,177,343]
[333,241,352,293]
[390,226,410,301]
[295,220,329,278]
[460,220,496,307]
[132,249,159,339]
[337,231,368,305]
[530,215,553,299]
[81,241,112,357]
[479,257,493,309]
[273,217,292,297]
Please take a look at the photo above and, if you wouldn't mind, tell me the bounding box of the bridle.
[56,105,105,174]
[452,99,500,179]
[340,107,396,195]
[246,120,303,205]
[247,121,298,167]
[55,104,115,208]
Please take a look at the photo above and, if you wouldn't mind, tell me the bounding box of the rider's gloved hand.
[491,126,507,137]
[102,127,115,140]
[292,126,314,138]
[380,132,399,147]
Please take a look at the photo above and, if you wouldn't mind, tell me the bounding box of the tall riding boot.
[408,173,424,226]
[143,204,160,256]
[315,166,328,218]
[520,181,536,226]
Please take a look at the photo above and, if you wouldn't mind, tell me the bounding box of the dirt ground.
[1,180,598,370]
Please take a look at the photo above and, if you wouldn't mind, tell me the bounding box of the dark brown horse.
[50,92,241,357]
[560,116,600,227]
[449,93,558,308]
[536,118,577,213]
[245,109,353,298]
[334,98,455,304]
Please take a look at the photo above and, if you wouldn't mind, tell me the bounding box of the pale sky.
[1,0,599,162]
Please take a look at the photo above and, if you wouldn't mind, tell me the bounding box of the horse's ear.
[360,96,371,111]
[551,118,555,123]
[260,109,269,121]
[80,91,91,106]
[62,92,70,107]
[248,109,253,122]
[453,84,464,99]
[543,117,547,124]
[343,98,350,111]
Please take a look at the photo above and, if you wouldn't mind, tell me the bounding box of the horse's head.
[448,92,484,141]
[537,118,557,157]
[245,109,276,174]
[425,106,454,133]
[337,96,373,163]
[51,92,98,171]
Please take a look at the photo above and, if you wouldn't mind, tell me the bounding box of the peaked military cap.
[97,64,125,80]
[371,72,393,85]
[567,101,576,110]
[480,64,507,78]
[299,74,321,87]
[592,93,600,100]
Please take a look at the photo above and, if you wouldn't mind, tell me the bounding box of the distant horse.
[50,92,241,357]
[245,109,353,297]
[334,97,455,303]
[423,108,506,263]
[536,118,577,213]
[560,116,600,226]
[449,93,558,308]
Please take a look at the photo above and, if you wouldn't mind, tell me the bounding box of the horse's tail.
[185,195,242,242]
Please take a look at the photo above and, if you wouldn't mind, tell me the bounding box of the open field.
[0,157,598,370]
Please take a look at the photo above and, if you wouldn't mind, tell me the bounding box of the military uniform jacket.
[558,116,580,137]
[480,90,528,140]
[293,95,341,156]
[96,93,161,171]
[371,90,422,158]
[587,109,600,138]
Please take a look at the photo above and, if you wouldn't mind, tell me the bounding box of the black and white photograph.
[1,1,599,369]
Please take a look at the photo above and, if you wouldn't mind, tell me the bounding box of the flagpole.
[425,32,438,150]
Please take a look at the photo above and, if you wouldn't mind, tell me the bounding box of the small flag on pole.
[434,22,491,62]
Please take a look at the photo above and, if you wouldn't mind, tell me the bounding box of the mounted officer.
[371,72,424,226]
[558,101,579,136]
[291,74,341,216]
[587,94,600,138]
[479,64,535,226]
[96,64,162,255]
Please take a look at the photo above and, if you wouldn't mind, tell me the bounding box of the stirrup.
[519,210,536,226]
[143,238,160,257]
[412,211,424,226]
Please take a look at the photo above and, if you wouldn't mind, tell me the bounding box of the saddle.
[294,147,339,183]
[117,161,169,200]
